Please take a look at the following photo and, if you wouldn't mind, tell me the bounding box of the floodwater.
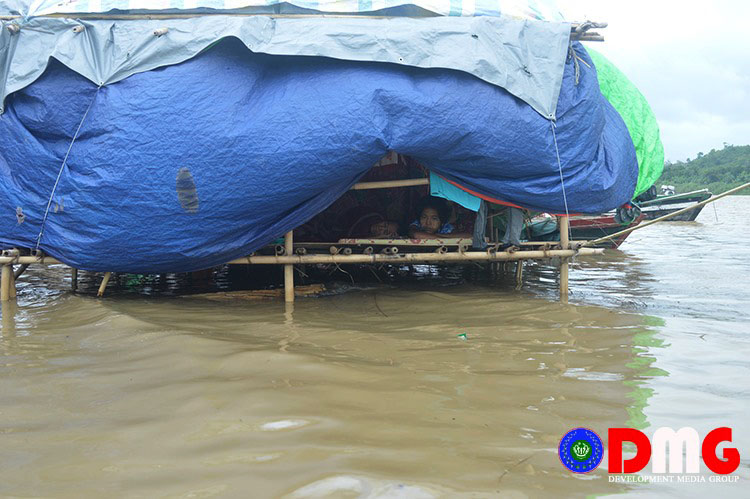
[1,197,748,498]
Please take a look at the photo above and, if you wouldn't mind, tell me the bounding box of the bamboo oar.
[582,181,750,248]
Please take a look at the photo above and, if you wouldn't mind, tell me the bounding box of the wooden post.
[284,231,294,303]
[1,265,11,302]
[559,216,569,304]
[97,272,112,297]
[71,268,78,291]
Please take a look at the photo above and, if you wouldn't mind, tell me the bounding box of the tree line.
[659,144,750,195]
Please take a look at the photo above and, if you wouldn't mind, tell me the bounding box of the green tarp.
[588,49,664,197]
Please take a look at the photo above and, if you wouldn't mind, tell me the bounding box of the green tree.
[658,144,750,195]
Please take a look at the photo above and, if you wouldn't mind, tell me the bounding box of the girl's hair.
[416,196,450,223]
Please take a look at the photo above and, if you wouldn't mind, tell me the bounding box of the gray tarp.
[0,14,570,118]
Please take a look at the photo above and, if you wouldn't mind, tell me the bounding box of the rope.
[550,121,572,243]
[569,45,580,85]
[35,85,101,250]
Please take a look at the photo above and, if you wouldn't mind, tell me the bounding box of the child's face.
[419,207,441,233]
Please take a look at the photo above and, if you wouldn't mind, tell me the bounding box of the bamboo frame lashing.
[559,216,570,304]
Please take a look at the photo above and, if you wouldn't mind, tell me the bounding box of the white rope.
[35,85,101,250]
[550,121,572,242]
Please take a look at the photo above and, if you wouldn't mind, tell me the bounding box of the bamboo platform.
[1,237,596,304]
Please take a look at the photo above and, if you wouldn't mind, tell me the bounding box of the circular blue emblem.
[558,428,604,473]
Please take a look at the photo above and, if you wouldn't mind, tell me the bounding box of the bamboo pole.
[14,264,28,280]
[583,181,750,248]
[229,247,602,265]
[0,256,63,265]
[1,299,16,334]
[1,265,11,302]
[71,268,78,291]
[0,247,603,267]
[515,260,524,290]
[97,272,111,297]
[351,178,428,190]
[8,268,16,299]
[559,216,569,304]
[284,231,294,303]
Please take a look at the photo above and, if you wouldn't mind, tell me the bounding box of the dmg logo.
[559,427,740,474]
[609,427,739,474]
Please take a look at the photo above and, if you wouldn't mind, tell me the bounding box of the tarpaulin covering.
[7,0,565,19]
[0,15,570,119]
[588,49,664,198]
[0,38,637,272]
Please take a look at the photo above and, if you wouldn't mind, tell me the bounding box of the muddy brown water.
[1,197,748,498]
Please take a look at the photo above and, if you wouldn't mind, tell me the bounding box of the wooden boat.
[637,189,712,221]
[527,213,644,249]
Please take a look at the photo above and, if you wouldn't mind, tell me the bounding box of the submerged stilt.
[515,260,524,290]
[97,272,112,297]
[559,216,569,304]
[284,231,294,303]
[1,265,11,302]
[9,267,16,299]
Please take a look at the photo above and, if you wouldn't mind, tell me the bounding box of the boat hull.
[535,214,644,249]
[641,205,706,221]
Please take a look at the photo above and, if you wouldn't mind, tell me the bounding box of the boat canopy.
[0,1,648,272]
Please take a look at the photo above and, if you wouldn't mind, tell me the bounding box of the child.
[409,197,472,239]
[345,208,400,238]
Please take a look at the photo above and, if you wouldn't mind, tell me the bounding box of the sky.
[560,1,750,162]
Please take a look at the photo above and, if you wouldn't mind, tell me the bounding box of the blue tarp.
[0,39,637,272]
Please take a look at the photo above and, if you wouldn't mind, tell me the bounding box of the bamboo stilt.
[97,272,111,297]
[559,216,569,304]
[1,265,11,302]
[9,268,16,299]
[1,300,17,335]
[71,268,78,291]
[515,260,524,290]
[284,231,294,303]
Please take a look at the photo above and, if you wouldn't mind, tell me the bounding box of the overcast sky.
[560,0,750,162]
